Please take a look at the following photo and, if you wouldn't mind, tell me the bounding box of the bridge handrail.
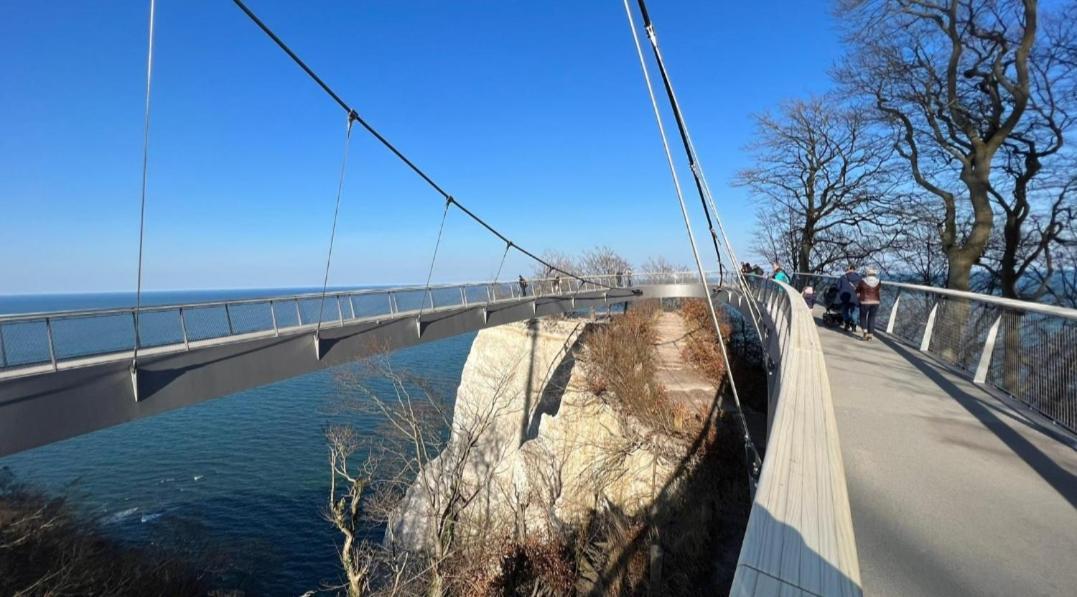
[731,275,862,596]
[0,270,718,324]
[801,274,1077,322]
[793,272,1076,434]
[0,271,724,374]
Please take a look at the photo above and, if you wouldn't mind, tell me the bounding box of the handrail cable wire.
[622,0,762,476]
[132,0,157,377]
[229,0,612,291]
[418,198,452,321]
[315,112,357,342]
[632,0,765,341]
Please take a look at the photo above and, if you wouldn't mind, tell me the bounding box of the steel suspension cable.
[132,0,157,377]
[632,0,764,340]
[230,0,611,291]
[622,0,762,475]
[315,113,357,340]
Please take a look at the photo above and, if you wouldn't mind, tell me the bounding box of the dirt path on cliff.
[652,311,720,413]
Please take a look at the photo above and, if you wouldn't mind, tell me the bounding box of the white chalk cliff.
[388,319,678,551]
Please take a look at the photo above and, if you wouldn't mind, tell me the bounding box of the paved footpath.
[815,312,1077,597]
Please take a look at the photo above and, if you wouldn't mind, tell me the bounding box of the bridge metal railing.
[792,272,1077,434]
[0,270,725,377]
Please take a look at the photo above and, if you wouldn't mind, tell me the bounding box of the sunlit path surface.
[816,310,1077,597]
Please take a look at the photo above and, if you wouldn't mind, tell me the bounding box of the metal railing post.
[348,296,356,319]
[45,317,58,371]
[295,300,303,326]
[337,296,344,326]
[269,301,279,337]
[388,292,398,314]
[0,324,6,368]
[225,304,235,335]
[920,301,939,352]
[974,315,1002,385]
[886,293,901,334]
[460,286,467,306]
[179,307,191,349]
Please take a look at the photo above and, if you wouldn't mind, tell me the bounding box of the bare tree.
[326,425,375,596]
[737,97,900,273]
[578,246,632,277]
[837,0,1039,291]
[979,6,1077,300]
[328,353,518,596]
[875,197,953,285]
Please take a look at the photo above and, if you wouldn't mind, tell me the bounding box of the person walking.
[857,267,882,340]
[772,262,791,284]
[553,274,562,294]
[837,265,861,332]
[518,275,529,297]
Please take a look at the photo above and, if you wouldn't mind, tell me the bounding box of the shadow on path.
[879,335,1077,509]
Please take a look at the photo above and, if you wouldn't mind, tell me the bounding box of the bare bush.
[678,299,734,386]
[583,301,673,433]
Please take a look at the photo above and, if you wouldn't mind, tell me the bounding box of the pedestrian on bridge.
[518,275,529,297]
[857,268,882,341]
[772,262,791,285]
[837,265,861,332]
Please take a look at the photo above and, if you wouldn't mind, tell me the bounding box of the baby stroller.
[821,285,844,327]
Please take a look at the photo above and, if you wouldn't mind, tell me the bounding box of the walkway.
[652,311,718,412]
[815,311,1077,596]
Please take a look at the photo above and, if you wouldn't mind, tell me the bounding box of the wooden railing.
[730,277,862,596]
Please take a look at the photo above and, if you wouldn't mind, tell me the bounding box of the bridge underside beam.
[0,284,709,457]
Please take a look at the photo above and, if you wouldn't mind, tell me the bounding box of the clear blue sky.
[0,1,840,293]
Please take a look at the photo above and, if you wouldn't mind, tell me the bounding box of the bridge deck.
[815,309,1077,596]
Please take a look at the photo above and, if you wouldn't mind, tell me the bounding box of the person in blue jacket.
[772,262,791,284]
[837,265,862,332]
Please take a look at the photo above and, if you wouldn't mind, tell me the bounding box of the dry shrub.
[584,303,672,430]
[679,299,733,385]
[474,537,576,596]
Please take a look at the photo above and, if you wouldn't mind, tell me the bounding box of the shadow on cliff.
[578,306,769,596]
[576,381,754,596]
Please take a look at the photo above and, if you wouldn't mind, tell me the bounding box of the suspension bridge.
[2,1,1076,596]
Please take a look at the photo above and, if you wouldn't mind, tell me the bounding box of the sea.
[0,289,476,595]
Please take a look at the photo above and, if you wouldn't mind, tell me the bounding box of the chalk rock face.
[389,320,675,552]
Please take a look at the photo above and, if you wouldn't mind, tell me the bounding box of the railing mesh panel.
[138,310,183,348]
[1,321,52,367]
[51,313,135,359]
[183,306,231,342]
[988,311,1077,432]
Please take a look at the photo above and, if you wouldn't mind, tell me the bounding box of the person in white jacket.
[856,268,882,340]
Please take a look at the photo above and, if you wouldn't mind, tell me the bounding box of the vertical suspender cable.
[633,0,764,340]
[492,242,511,284]
[417,197,453,323]
[131,0,157,398]
[315,112,357,350]
[622,0,761,476]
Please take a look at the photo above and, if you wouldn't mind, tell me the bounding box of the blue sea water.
[0,290,476,595]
